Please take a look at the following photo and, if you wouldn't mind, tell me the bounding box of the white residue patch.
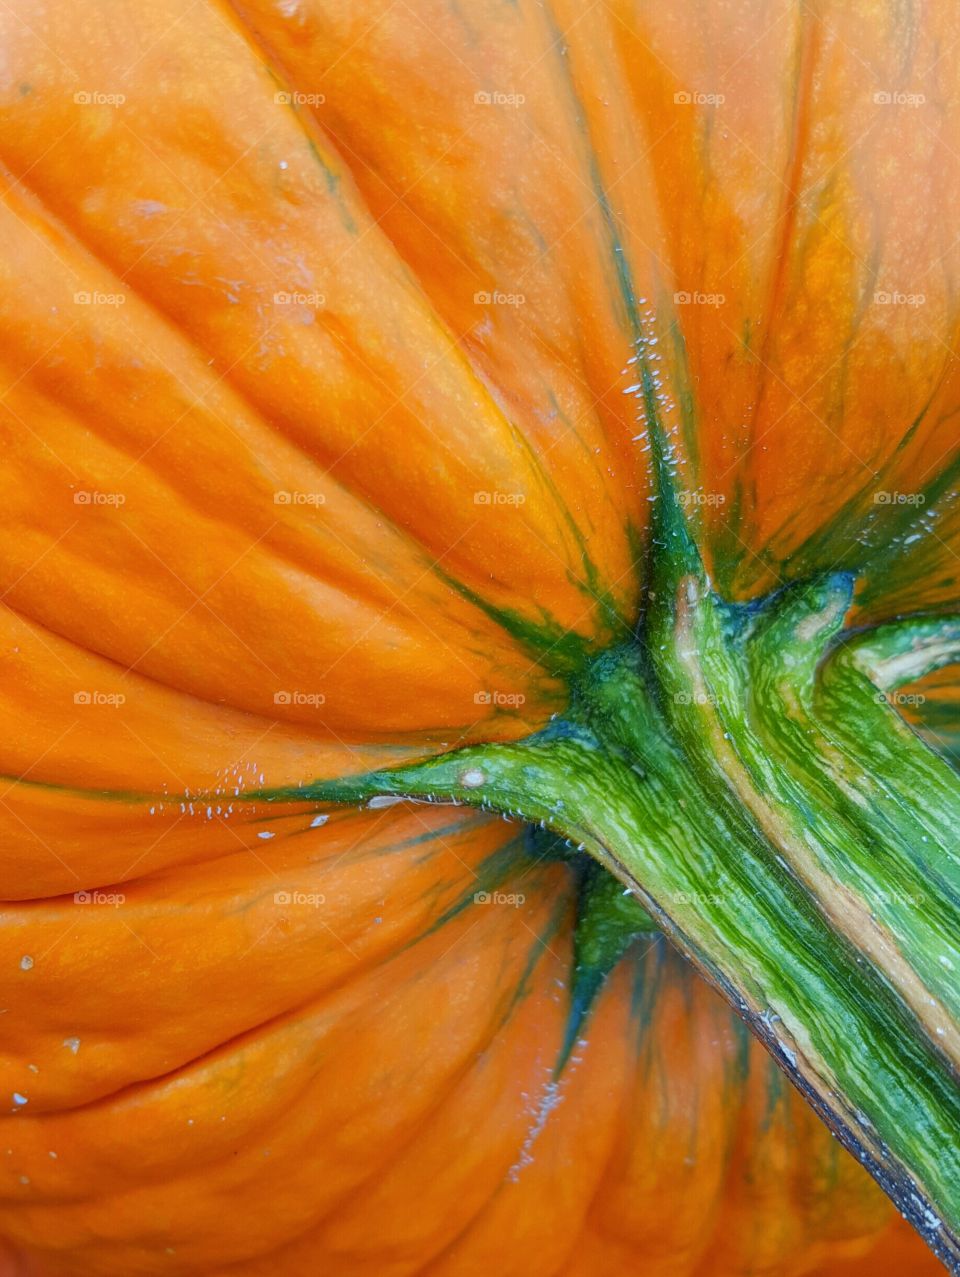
[777,1041,798,1069]
[506,1081,564,1182]
[132,200,168,218]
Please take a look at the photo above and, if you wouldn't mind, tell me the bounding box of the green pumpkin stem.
[270,585,960,1271]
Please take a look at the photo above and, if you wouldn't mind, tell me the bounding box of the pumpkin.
[0,0,958,1274]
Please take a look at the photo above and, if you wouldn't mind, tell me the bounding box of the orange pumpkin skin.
[0,823,936,1277]
[0,0,957,1273]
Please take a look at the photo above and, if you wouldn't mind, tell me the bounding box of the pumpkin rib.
[768,375,960,593]
[5,358,506,646]
[0,178,627,704]
[7,864,567,1142]
[0,48,638,649]
[0,176,584,698]
[570,952,729,1277]
[857,442,960,605]
[565,949,892,1277]
[442,944,695,1277]
[416,941,890,1277]
[413,997,634,1277]
[734,2,816,499]
[0,813,548,1111]
[221,0,653,575]
[0,406,563,741]
[200,911,609,1277]
[0,890,577,1274]
[0,598,474,784]
[605,0,960,599]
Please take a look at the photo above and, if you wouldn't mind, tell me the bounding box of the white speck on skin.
[19,956,32,971]
[62,1038,80,1055]
[257,831,275,840]
[460,769,485,789]
[309,814,328,828]
[48,1151,57,1159]
[11,1093,27,1107]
